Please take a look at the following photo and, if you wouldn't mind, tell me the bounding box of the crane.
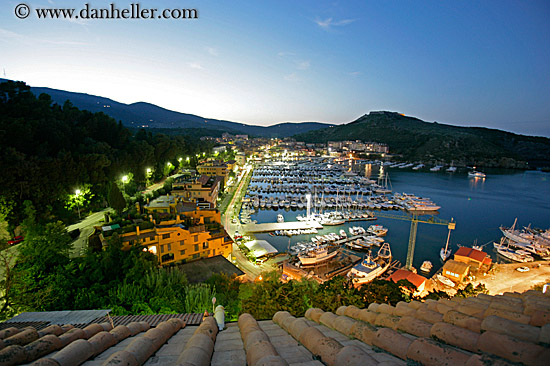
[373,211,456,270]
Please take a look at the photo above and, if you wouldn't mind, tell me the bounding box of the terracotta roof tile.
[387,269,427,289]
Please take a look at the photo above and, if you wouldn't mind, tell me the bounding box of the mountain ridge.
[294,111,550,168]
[0,78,333,138]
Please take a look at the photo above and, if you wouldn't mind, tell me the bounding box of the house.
[387,269,427,295]
[102,206,232,267]
[171,175,222,205]
[235,153,246,166]
[196,160,229,187]
[442,259,470,282]
[143,195,178,214]
[453,246,492,270]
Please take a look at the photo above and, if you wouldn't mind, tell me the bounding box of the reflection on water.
[468,177,486,190]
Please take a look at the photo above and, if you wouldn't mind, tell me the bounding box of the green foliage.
[360,279,412,306]
[454,283,488,298]
[312,276,363,313]
[109,183,126,214]
[185,283,216,313]
[421,290,451,301]
[0,80,202,227]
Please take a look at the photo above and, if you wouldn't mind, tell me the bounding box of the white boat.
[446,162,457,173]
[494,242,534,263]
[298,247,339,266]
[277,214,284,223]
[500,219,535,245]
[440,247,452,262]
[420,261,433,272]
[430,165,442,172]
[468,170,486,178]
[347,243,392,285]
[339,229,347,238]
[436,274,455,287]
[367,224,388,237]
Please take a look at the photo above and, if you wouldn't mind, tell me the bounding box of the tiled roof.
[176,255,244,283]
[0,290,548,365]
[89,313,204,328]
[455,247,488,262]
[442,259,470,275]
[387,268,427,289]
[5,310,111,326]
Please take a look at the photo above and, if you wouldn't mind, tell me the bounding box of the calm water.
[247,165,550,273]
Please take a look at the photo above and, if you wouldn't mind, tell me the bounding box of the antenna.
[3,68,5,78]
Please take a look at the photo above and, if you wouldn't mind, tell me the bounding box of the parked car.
[7,236,24,245]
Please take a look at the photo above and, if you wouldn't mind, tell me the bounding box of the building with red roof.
[387,268,427,294]
[454,246,492,270]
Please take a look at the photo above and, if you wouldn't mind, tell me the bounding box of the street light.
[122,175,129,193]
[75,189,81,219]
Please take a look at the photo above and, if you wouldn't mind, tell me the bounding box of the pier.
[242,220,323,233]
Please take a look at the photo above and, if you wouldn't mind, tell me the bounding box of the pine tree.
[109,183,126,214]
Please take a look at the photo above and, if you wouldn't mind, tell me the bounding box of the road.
[67,208,112,257]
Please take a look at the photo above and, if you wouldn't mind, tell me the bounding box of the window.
[167,243,172,251]
[160,245,165,254]
[194,244,199,252]
[203,242,209,249]
[192,253,200,259]
[213,249,216,256]
[180,249,186,255]
[180,240,185,246]
[194,235,198,242]
[162,233,170,239]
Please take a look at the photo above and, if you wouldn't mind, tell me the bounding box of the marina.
[232,156,550,284]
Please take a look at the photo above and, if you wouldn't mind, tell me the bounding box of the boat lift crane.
[373,211,456,270]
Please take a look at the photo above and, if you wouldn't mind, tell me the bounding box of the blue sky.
[1,0,549,136]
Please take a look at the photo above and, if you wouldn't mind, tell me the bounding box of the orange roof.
[387,269,427,289]
[455,246,487,262]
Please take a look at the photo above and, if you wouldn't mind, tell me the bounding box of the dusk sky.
[1,0,549,136]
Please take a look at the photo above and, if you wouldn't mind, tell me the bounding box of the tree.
[312,276,363,313]
[360,279,412,306]
[11,220,74,311]
[109,183,126,214]
[0,242,18,320]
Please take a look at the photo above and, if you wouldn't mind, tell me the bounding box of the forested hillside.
[295,112,550,168]
[0,80,206,226]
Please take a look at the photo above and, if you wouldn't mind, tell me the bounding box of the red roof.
[455,247,487,262]
[387,269,427,289]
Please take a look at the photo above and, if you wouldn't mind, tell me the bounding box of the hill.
[294,111,550,168]
[0,79,332,138]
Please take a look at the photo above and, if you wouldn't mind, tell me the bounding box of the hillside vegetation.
[295,112,550,168]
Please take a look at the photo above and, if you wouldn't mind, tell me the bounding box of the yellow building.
[143,195,178,214]
[196,160,229,187]
[103,207,232,267]
[442,260,470,283]
[236,153,246,166]
[172,175,222,205]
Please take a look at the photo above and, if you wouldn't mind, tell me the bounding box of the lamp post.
[75,189,81,219]
[122,175,128,194]
[146,168,151,186]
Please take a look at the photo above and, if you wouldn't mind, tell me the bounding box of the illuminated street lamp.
[121,175,129,193]
[146,168,152,186]
[75,189,81,219]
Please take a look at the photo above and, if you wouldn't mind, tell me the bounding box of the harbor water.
[246,164,550,273]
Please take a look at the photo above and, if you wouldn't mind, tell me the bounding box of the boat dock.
[242,220,323,233]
